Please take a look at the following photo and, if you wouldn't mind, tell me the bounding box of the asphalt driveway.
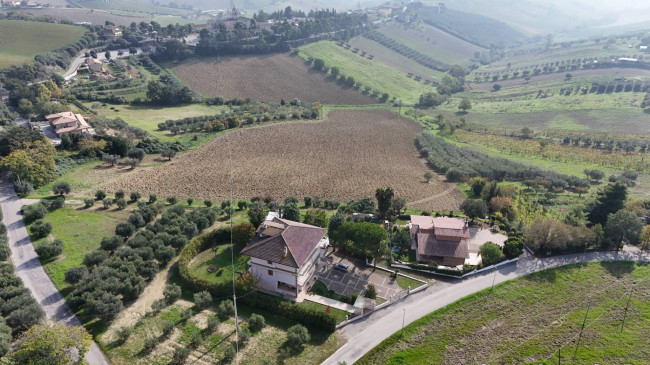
[319,251,403,299]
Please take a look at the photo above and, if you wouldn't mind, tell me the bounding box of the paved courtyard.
[318,251,403,299]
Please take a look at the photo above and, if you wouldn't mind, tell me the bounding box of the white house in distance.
[240,217,329,300]
[45,112,95,138]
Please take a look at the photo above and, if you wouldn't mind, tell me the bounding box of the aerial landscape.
[0,0,649,364]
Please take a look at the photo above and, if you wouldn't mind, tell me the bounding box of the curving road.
[0,176,110,365]
[322,247,650,365]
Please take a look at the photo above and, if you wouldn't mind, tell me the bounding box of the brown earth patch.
[170,53,377,104]
[100,109,465,211]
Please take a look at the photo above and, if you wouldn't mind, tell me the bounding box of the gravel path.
[0,175,110,365]
[322,247,650,365]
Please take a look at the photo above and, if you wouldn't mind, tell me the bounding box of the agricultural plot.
[169,53,376,104]
[0,20,87,69]
[348,37,446,82]
[100,109,465,211]
[8,8,148,26]
[299,41,433,103]
[375,23,484,65]
[100,303,344,365]
[358,262,650,364]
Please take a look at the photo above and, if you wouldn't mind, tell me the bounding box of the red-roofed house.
[410,216,470,266]
[240,217,329,299]
[45,112,95,137]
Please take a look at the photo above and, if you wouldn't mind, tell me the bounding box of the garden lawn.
[296,300,349,324]
[357,262,650,364]
[0,20,86,69]
[27,206,127,293]
[187,246,249,284]
[299,41,432,104]
[372,268,424,290]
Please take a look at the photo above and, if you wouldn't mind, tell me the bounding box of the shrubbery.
[29,220,52,238]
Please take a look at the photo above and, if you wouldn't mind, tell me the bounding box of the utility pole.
[620,288,633,333]
[401,308,406,336]
[573,299,591,359]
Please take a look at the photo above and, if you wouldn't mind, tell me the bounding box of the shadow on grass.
[600,261,636,279]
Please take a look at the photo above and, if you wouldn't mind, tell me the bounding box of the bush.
[239,326,251,344]
[193,291,212,310]
[503,237,524,259]
[13,180,33,196]
[23,204,47,223]
[180,308,193,321]
[151,299,168,312]
[206,314,219,332]
[115,222,135,238]
[249,313,265,332]
[142,336,158,353]
[116,198,127,210]
[83,198,95,209]
[115,326,131,345]
[52,181,71,196]
[187,197,193,206]
[161,320,175,338]
[102,198,113,209]
[163,283,182,303]
[29,220,52,238]
[364,284,377,299]
[114,189,125,200]
[95,190,106,200]
[204,199,213,207]
[287,324,310,348]
[480,242,505,266]
[149,194,157,203]
[130,192,141,202]
[64,266,88,284]
[217,300,235,318]
[35,239,63,259]
[45,196,65,211]
[172,346,190,364]
[223,344,236,363]
[188,331,202,348]
[167,196,178,205]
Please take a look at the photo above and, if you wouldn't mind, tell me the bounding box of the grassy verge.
[296,301,349,324]
[357,261,650,364]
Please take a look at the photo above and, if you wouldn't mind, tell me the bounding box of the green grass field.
[85,103,226,141]
[299,41,433,103]
[0,20,87,69]
[187,246,249,285]
[27,206,127,293]
[358,262,650,364]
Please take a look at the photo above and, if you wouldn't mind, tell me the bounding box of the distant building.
[640,45,648,51]
[85,58,104,73]
[618,57,638,62]
[103,26,122,39]
[410,216,469,266]
[240,218,329,300]
[1,0,21,7]
[45,112,95,137]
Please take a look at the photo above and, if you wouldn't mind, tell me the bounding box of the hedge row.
[0,213,45,355]
[178,230,337,332]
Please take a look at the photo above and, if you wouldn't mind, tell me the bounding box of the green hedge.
[178,229,337,332]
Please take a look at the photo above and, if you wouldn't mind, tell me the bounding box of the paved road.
[0,176,110,365]
[322,247,650,365]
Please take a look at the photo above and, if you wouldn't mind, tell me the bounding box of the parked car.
[334,263,349,272]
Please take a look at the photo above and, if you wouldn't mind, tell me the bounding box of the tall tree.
[247,201,267,228]
[375,187,394,220]
[327,212,344,251]
[604,210,643,249]
[587,182,627,225]
[0,140,56,187]
[282,202,300,222]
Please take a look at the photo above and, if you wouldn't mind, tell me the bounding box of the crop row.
[363,30,449,72]
[415,133,590,189]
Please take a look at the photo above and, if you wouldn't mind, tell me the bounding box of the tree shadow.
[600,260,636,279]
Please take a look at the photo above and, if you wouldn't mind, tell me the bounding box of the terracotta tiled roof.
[410,215,434,230]
[240,218,326,268]
[417,233,469,259]
[432,217,466,230]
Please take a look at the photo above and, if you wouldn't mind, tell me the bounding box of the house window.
[268,270,273,276]
[267,260,273,265]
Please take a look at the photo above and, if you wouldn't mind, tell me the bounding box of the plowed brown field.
[170,53,376,104]
[101,110,464,211]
